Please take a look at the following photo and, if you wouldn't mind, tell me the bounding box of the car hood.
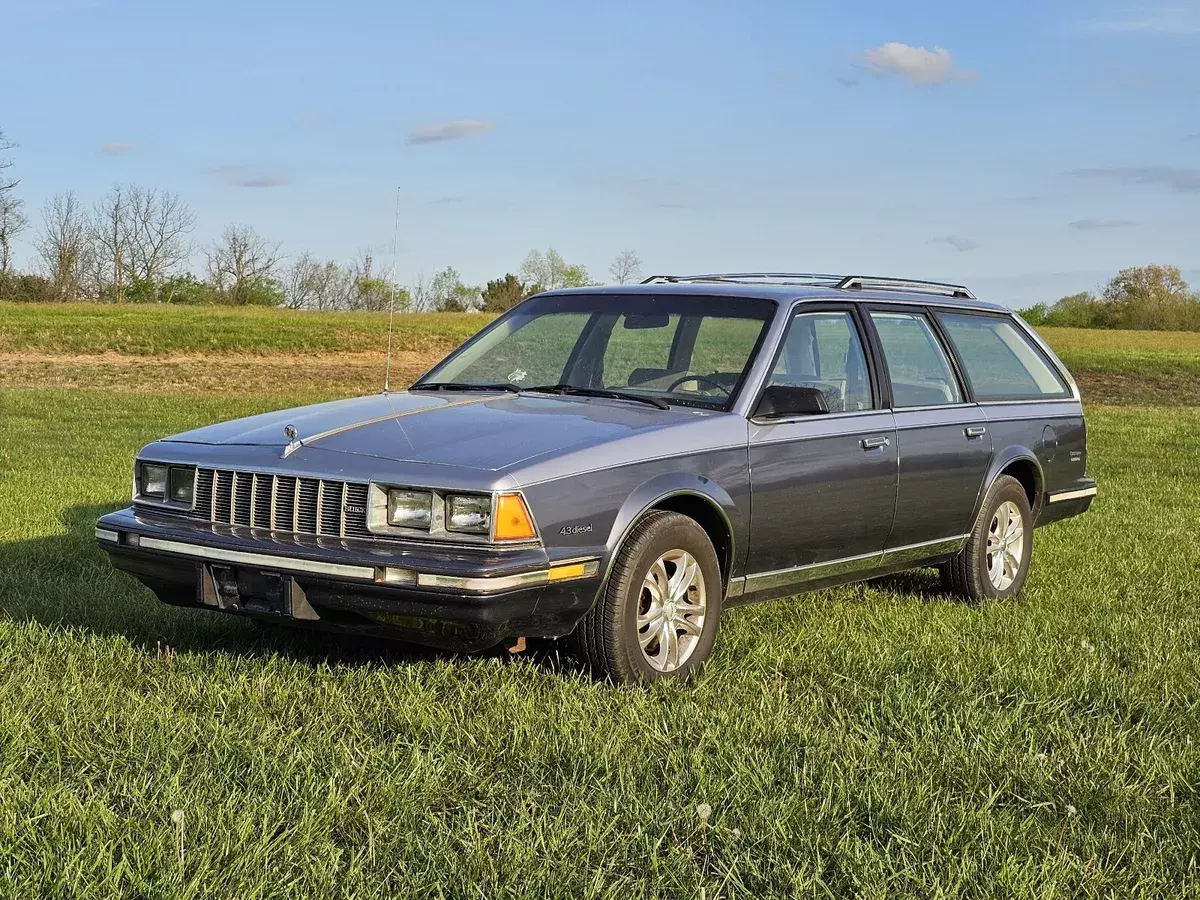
[162,391,711,471]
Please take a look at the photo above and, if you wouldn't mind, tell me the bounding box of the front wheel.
[572,510,723,683]
[941,475,1034,602]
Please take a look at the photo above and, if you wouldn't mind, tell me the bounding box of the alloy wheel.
[636,549,707,672]
[986,500,1025,591]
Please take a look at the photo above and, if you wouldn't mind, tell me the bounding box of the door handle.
[861,436,890,450]
[965,426,988,439]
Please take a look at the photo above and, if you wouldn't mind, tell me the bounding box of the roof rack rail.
[640,272,976,300]
[835,276,976,300]
[640,273,843,285]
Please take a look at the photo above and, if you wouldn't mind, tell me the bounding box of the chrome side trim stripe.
[879,534,969,566]
[1048,486,1097,504]
[739,534,970,594]
[138,537,376,581]
[744,548,883,592]
[95,527,120,543]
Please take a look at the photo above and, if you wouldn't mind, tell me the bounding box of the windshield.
[417,293,776,409]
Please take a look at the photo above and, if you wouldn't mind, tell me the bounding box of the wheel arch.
[977,446,1044,521]
[599,475,741,598]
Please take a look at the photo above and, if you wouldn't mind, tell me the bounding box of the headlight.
[169,467,194,504]
[388,489,433,529]
[446,494,491,534]
[140,463,168,499]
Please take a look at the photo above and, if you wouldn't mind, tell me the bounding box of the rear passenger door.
[864,307,993,558]
[746,307,897,581]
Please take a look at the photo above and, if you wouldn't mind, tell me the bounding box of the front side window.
[767,311,873,412]
[936,312,1069,400]
[868,311,963,407]
[419,294,774,409]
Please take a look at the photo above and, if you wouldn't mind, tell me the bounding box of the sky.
[4,0,1199,306]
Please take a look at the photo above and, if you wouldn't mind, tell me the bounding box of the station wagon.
[97,273,1097,682]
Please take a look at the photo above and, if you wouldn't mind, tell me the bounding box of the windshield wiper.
[524,384,670,410]
[410,382,522,393]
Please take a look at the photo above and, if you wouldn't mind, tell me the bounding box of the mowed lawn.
[1,305,1199,898]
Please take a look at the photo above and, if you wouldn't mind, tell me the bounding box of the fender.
[595,472,743,600]
[971,444,1044,523]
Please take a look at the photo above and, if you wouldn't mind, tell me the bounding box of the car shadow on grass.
[0,504,584,675]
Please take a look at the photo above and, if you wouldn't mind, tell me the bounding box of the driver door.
[745,307,897,588]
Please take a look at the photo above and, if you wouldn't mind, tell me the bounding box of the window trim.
[749,302,883,418]
[861,304,970,409]
[932,309,1072,403]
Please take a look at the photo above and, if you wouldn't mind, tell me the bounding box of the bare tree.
[89,184,134,302]
[0,131,26,284]
[609,249,643,285]
[0,193,27,278]
[36,192,89,301]
[408,272,432,312]
[127,186,196,285]
[0,130,17,196]
[206,224,284,305]
[285,252,353,310]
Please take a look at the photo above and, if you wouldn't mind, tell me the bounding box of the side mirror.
[754,384,829,419]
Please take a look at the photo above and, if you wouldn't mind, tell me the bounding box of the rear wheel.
[572,511,722,683]
[941,475,1034,602]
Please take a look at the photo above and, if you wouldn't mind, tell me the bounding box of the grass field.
[2,304,1199,897]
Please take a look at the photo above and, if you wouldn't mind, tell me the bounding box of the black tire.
[572,510,723,683]
[941,475,1034,602]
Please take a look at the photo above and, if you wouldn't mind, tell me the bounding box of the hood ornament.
[282,424,303,458]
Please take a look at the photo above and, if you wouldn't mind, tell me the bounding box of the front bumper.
[96,508,601,651]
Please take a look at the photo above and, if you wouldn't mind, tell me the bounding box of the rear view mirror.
[623,314,670,329]
[754,384,829,418]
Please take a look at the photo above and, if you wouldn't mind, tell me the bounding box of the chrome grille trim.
[190,468,368,539]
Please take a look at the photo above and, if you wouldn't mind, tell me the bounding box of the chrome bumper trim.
[113,535,599,595]
[1047,486,1097,504]
[138,536,377,581]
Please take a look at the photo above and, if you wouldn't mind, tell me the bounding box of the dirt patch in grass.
[1074,369,1200,407]
[0,350,442,396]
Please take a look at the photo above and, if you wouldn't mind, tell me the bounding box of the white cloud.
[407,119,494,145]
[1068,218,1137,230]
[102,141,134,156]
[931,235,980,252]
[861,42,978,86]
[1073,166,1200,193]
[208,164,291,188]
[1085,7,1200,34]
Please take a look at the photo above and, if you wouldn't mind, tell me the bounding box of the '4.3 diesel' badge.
[560,523,593,537]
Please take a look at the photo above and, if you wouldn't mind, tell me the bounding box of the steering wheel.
[665,373,732,396]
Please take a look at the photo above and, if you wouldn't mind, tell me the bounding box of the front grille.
[192,468,369,538]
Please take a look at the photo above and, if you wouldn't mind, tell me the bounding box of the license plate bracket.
[199,564,319,620]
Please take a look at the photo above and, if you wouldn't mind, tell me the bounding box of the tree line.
[0,129,645,312]
[1018,265,1200,331]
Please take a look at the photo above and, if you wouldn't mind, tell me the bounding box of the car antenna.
[383,186,401,393]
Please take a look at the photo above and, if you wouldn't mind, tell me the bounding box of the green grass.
[0,302,492,356]
[2,309,1200,896]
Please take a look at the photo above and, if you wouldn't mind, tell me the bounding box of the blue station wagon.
[98,273,1097,682]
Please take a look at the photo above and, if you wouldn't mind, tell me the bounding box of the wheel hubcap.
[636,549,706,672]
[986,500,1025,591]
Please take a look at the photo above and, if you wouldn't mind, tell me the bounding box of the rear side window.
[936,313,1069,400]
[868,311,963,407]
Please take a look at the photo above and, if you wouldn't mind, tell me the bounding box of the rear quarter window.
[936,312,1069,400]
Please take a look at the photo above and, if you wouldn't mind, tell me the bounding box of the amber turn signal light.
[493,493,537,542]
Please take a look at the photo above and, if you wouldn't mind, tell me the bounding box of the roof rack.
[640,272,977,300]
